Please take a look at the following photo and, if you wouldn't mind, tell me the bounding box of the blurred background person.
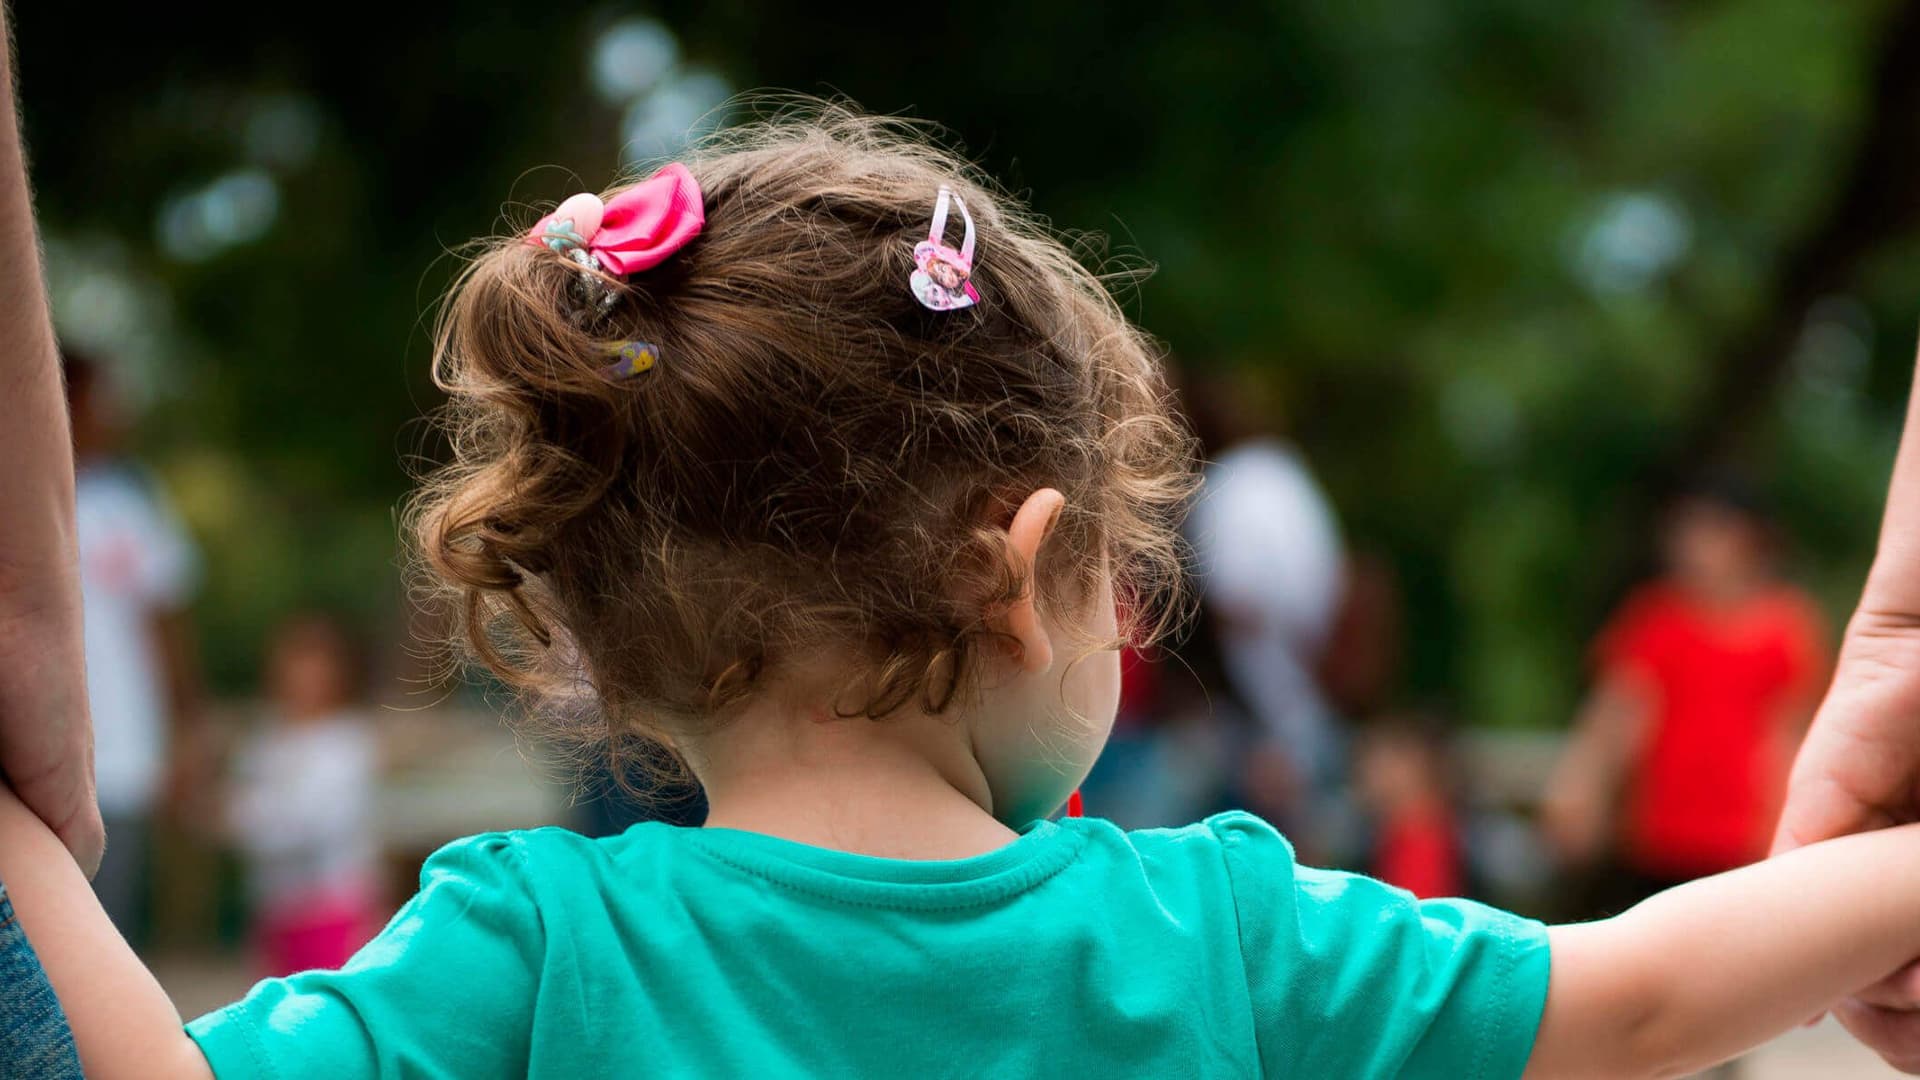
[226,614,382,977]
[1184,369,1350,844]
[1544,474,1830,913]
[1355,712,1467,900]
[1078,620,1238,830]
[66,350,204,950]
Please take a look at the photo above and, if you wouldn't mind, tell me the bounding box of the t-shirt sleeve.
[1211,812,1550,1080]
[185,833,544,1080]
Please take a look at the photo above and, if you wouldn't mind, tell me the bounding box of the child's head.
[1355,712,1456,815]
[412,108,1194,821]
[266,613,366,721]
[1659,472,1777,595]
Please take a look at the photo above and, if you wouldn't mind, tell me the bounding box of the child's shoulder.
[413,822,684,889]
[1062,809,1301,884]
[1094,809,1293,851]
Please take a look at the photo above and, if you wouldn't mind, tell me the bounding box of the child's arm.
[0,784,213,1080]
[1525,821,1920,1079]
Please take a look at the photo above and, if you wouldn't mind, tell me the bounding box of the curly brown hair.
[409,104,1194,773]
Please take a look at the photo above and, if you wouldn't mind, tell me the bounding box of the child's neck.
[693,699,1020,861]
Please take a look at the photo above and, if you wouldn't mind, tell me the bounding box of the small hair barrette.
[600,340,659,381]
[909,184,979,311]
[527,161,706,330]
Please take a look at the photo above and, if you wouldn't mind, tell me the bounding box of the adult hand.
[0,1,106,876]
[1774,612,1920,856]
[1773,607,1920,1071]
[0,577,102,878]
[1773,340,1920,1072]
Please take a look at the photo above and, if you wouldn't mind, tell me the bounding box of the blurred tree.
[12,0,1915,725]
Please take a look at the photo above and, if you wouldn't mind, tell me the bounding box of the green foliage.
[14,1,1913,720]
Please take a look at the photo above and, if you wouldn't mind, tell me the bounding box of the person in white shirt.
[227,614,383,976]
[67,353,202,946]
[1182,371,1350,844]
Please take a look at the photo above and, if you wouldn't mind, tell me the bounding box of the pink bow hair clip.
[909,184,979,311]
[528,162,706,319]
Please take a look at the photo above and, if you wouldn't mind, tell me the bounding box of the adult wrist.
[0,556,81,639]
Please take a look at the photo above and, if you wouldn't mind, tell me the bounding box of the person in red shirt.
[1545,476,1829,908]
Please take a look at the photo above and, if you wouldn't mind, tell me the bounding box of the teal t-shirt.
[187,811,1550,1078]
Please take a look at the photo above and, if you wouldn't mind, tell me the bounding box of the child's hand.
[1540,783,1609,867]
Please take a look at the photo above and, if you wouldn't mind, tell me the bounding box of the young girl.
[1355,713,1466,901]
[6,108,1920,1080]
[226,615,383,977]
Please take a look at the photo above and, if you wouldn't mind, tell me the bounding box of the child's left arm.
[0,783,213,1080]
[1525,821,1920,1079]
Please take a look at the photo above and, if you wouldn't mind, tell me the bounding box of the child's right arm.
[1525,821,1920,1079]
[5,771,550,1080]
[0,783,213,1079]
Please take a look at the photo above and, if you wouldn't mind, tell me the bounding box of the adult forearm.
[0,2,77,609]
[1543,824,1920,1078]
[0,0,104,877]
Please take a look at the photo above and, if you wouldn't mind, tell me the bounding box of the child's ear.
[997,488,1066,675]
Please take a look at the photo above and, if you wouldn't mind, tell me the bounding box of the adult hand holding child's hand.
[1773,345,1920,1073]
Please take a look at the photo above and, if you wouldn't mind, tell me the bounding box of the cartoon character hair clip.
[909,184,980,311]
[600,340,659,381]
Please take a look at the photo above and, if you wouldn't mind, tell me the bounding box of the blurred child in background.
[1355,713,1466,900]
[1545,475,1829,912]
[226,615,383,977]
